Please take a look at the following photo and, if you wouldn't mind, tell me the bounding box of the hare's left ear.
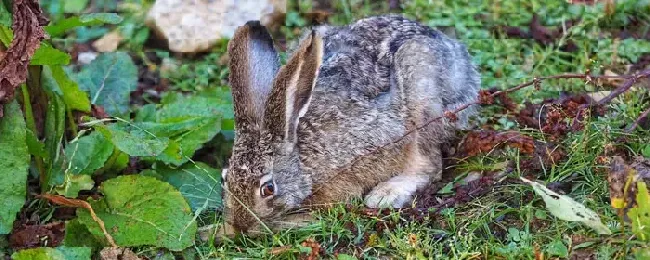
[264,30,324,144]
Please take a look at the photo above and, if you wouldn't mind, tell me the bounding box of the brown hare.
[221,14,480,235]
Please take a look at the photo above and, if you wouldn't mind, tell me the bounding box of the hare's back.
[314,15,446,97]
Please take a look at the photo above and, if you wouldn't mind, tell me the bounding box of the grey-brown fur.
[222,14,480,235]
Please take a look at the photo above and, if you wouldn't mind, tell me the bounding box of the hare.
[221,14,480,235]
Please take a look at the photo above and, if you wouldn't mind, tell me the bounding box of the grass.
[19,0,650,259]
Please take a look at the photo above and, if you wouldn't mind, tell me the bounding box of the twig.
[597,68,650,106]
[626,107,650,133]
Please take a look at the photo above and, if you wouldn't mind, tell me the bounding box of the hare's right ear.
[228,21,280,132]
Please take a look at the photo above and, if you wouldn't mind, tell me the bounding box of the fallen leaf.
[608,156,650,219]
[461,130,535,157]
[9,222,65,249]
[37,194,117,247]
[300,237,321,260]
[269,246,292,255]
[521,177,611,235]
[99,247,141,260]
[0,0,48,117]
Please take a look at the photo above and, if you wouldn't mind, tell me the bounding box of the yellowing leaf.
[521,177,611,235]
[628,182,650,241]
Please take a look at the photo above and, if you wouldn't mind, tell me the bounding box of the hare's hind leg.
[363,143,440,208]
[364,36,448,208]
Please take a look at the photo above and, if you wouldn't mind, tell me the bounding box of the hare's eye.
[260,181,275,197]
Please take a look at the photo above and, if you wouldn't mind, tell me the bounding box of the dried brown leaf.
[461,130,535,157]
[608,156,650,219]
[99,247,141,260]
[9,221,65,249]
[0,0,48,117]
[300,237,321,260]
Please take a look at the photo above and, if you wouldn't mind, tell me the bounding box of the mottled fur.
[222,14,480,234]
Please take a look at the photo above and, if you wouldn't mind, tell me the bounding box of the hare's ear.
[228,21,280,132]
[265,30,324,144]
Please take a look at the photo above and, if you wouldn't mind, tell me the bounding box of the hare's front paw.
[364,175,430,208]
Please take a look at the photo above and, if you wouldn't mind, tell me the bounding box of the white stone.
[145,0,286,53]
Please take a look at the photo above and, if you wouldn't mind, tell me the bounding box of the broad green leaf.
[42,65,91,112]
[140,117,221,166]
[0,101,29,234]
[55,174,94,198]
[628,182,650,241]
[45,13,123,38]
[76,175,196,251]
[95,123,169,157]
[134,103,156,122]
[12,246,91,260]
[63,0,89,13]
[157,96,233,121]
[76,52,138,117]
[521,177,611,235]
[142,162,222,211]
[31,43,71,65]
[26,128,47,157]
[62,219,102,248]
[147,94,228,165]
[545,240,568,257]
[64,131,114,175]
[0,1,10,27]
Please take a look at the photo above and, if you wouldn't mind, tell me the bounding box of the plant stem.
[20,83,46,186]
[66,107,78,137]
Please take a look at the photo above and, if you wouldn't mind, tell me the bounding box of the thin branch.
[597,69,650,106]
[626,106,650,133]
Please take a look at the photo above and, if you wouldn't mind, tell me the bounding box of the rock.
[77,51,98,65]
[145,0,285,53]
[92,30,123,52]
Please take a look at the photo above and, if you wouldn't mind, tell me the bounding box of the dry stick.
[310,69,650,201]
[626,107,650,133]
[597,68,650,106]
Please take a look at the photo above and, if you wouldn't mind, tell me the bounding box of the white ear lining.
[284,58,303,143]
